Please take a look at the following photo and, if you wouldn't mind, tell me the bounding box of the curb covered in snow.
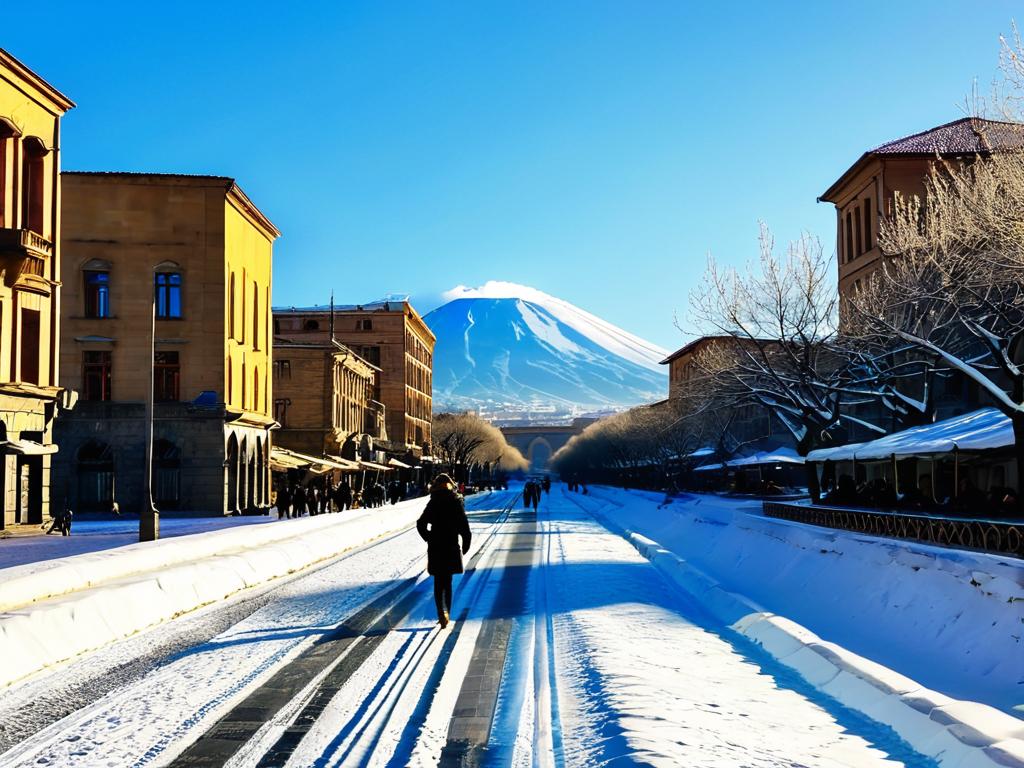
[0,503,429,690]
[584,502,1024,768]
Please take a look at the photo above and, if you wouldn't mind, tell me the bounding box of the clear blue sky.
[9,1,1019,349]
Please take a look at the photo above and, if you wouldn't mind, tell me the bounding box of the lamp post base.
[140,509,159,542]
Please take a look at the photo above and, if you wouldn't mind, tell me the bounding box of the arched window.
[0,117,21,228]
[304,319,319,332]
[21,137,47,235]
[253,366,259,413]
[155,263,183,319]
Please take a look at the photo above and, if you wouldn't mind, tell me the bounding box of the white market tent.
[805,408,1014,463]
[694,447,804,472]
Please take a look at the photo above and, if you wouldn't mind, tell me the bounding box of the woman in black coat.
[416,474,471,628]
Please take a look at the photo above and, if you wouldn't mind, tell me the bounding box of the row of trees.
[430,412,528,484]
[554,35,1024,497]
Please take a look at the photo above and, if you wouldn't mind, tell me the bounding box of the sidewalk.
[0,516,276,571]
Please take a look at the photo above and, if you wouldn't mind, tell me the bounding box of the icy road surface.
[0,489,929,767]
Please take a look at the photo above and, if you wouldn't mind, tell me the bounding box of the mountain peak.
[425,284,668,418]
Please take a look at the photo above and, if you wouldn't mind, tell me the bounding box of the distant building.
[660,335,786,450]
[54,172,279,514]
[271,340,384,460]
[274,300,434,457]
[819,117,1024,299]
[0,49,74,529]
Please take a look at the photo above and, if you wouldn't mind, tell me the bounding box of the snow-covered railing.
[763,501,1024,559]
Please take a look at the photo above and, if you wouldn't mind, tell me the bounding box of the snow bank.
[0,502,430,689]
[581,491,1024,768]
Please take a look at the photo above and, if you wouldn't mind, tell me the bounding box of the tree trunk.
[797,432,821,503]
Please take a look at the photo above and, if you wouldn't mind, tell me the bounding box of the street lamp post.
[140,276,159,541]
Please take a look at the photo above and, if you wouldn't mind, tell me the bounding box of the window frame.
[155,270,183,319]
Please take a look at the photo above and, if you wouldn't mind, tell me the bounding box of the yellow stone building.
[54,172,279,515]
[0,49,74,529]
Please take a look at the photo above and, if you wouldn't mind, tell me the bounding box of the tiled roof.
[870,117,1024,155]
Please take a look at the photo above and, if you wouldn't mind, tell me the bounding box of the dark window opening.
[77,440,114,511]
[854,205,863,255]
[84,271,111,318]
[845,211,853,263]
[154,351,180,401]
[155,272,182,319]
[19,308,40,384]
[274,398,289,426]
[82,350,112,401]
[22,141,45,235]
[357,318,372,331]
[863,198,872,250]
[153,439,181,509]
[253,284,260,348]
[304,319,319,331]
[358,345,381,367]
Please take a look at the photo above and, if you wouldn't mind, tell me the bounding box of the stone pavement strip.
[440,509,537,767]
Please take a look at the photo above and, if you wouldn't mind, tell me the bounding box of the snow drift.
[0,501,434,689]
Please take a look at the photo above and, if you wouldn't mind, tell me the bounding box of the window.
[273,318,281,336]
[274,398,289,426]
[229,273,236,338]
[22,139,46,235]
[854,205,862,256]
[304,319,319,331]
[155,272,182,318]
[84,271,110,318]
[77,440,114,511]
[273,359,291,379]
[154,351,180,401]
[356,318,372,331]
[863,197,872,251]
[358,345,381,367]
[253,367,259,412]
[82,351,112,401]
[844,212,853,262]
[252,283,259,348]
[20,308,40,384]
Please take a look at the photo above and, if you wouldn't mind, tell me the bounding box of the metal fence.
[762,502,1024,559]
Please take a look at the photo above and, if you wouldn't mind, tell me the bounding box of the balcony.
[0,228,52,289]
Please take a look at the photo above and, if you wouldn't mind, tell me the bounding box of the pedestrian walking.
[335,479,352,511]
[276,484,291,519]
[416,474,471,629]
[542,476,551,495]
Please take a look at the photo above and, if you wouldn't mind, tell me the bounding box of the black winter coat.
[416,488,471,576]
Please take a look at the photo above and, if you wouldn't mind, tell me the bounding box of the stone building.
[273,300,434,458]
[271,340,384,460]
[0,49,74,529]
[54,172,279,515]
[819,117,1024,299]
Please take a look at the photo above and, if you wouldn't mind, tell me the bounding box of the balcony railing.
[0,228,53,259]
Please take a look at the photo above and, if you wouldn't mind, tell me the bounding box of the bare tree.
[431,412,527,482]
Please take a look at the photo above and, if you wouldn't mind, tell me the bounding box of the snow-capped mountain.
[424,282,669,415]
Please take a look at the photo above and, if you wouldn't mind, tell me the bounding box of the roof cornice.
[0,48,75,112]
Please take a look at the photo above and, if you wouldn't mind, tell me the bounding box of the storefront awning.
[359,460,392,472]
[694,447,803,472]
[270,448,311,472]
[324,454,362,471]
[387,457,412,469]
[2,438,58,456]
[806,408,1013,463]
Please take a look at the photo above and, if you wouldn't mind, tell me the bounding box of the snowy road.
[0,489,933,767]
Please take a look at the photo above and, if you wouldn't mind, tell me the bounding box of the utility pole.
[140,275,159,541]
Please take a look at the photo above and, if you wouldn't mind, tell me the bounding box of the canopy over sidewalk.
[695,447,804,472]
[806,408,1014,463]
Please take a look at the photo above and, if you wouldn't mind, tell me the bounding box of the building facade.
[271,341,384,459]
[0,50,74,529]
[273,300,434,457]
[54,172,279,515]
[819,117,1024,299]
[820,117,1024,426]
